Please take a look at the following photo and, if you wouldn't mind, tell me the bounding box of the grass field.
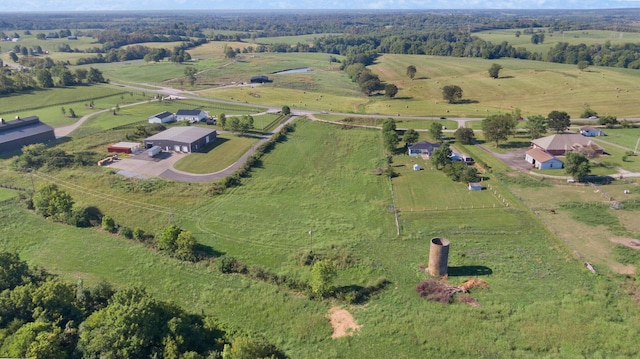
[4,33,640,357]
[173,133,260,174]
[369,54,640,118]
[475,29,640,56]
[3,119,640,357]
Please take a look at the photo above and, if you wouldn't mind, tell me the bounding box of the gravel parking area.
[105,151,187,178]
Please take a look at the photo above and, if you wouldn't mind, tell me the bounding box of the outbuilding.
[580,126,606,137]
[107,142,141,154]
[250,75,269,83]
[0,116,56,153]
[525,148,564,170]
[143,127,217,153]
[468,182,484,191]
[148,111,176,124]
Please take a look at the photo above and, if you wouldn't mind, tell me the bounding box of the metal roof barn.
[143,127,217,153]
[0,116,56,154]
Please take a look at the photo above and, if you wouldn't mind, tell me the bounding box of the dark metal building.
[0,116,56,154]
[143,127,217,153]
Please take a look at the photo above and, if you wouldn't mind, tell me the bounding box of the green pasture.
[369,54,640,118]
[0,188,18,202]
[173,134,260,174]
[3,118,640,357]
[475,29,640,56]
[88,60,193,86]
[0,85,131,127]
[595,128,640,151]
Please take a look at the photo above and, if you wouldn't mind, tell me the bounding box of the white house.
[525,148,564,170]
[176,109,208,123]
[580,126,606,137]
[407,141,440,158]
[148,111,175,124]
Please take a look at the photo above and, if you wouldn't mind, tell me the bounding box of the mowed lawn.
[392,155,502,211]
[173,133,261,174]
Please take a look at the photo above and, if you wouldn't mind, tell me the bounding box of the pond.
[273,68,313,75]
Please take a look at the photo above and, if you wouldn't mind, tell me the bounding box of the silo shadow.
[447,265,493,277]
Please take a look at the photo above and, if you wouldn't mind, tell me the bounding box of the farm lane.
[54,99,158,138]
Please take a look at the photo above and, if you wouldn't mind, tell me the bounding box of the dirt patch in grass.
[609,236,640,250]
[328,307,360,339]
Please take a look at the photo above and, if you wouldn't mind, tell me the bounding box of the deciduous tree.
[488,63,502,79]
[482,113,518,147]
[384,83,398,98]
[442,85,462,104]
[547,110,570,133]
[454,127,475,144]
[565,152,591,181]
[524,114,547,139]
[429,122,443,142]
[402,128,419,146]
[431,144,452,170]
[406,65,417,80]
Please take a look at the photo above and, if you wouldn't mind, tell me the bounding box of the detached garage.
[143,127,216,153]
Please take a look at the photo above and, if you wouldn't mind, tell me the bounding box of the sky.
[1,0,639,12]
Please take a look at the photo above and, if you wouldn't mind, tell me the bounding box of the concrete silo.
[428,237,450,277]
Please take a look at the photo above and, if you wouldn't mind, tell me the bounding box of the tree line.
[0,252,285,358]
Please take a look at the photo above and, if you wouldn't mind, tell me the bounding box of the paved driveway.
[106,151,187,178]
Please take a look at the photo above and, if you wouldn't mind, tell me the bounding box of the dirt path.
[328,307,360,339]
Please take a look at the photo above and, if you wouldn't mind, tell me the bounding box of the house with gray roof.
[0,116,56,153]
[143,127,216,153]
[176,109,207,123]
[407,141,440,158]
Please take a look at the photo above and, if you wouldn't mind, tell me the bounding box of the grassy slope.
[173,133,260,173]
[2,119,640,357]
[369,54,640,118]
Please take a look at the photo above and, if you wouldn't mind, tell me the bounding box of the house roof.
[145,127,216,144]
[580,126,599,132]
[408,141,440,151]
[176,109,204,116]
[526,148,558,163]
[0,116,54,144]
[531,133,603,152]
[150,111,174,119]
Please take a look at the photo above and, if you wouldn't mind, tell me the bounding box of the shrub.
[218,256,239,274]
[133,228,145,241]
[119,227,133,239]
[67,206,92,227]
[101,215,116,233]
